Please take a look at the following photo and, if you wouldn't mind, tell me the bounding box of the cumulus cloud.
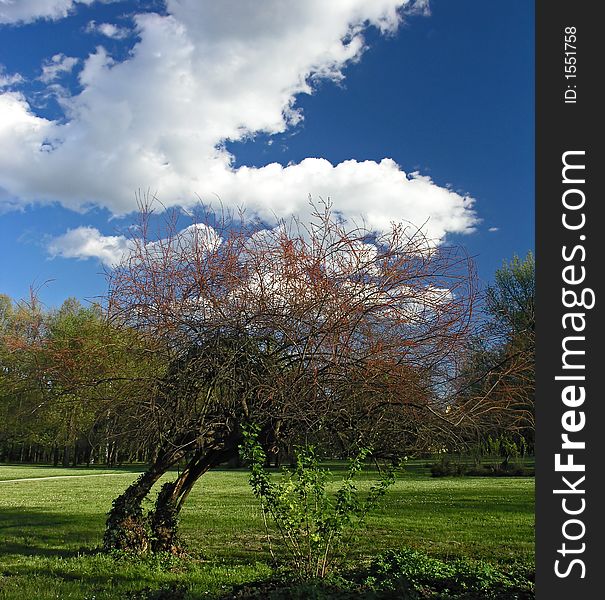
[47,226,132,266]
[48,222,223,267]
[1,0,477,246]
[39,53,79,83]
[86,20,130,39]
[488,227,499,233]
[0,0,97,24]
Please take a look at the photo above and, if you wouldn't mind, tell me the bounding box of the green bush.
[430,459,534,478]
[240,424,397,579]
[430,459,468,478]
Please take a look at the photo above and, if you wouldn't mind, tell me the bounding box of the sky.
[0,0,534,308]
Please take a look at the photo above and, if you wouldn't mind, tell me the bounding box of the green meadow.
[0,464,534,599]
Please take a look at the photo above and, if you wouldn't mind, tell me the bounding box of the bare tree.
[103,200,476,552]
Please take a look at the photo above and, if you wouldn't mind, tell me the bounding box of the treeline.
[0,292,442,467]
[0,295,164,467]
[0,439,155,467]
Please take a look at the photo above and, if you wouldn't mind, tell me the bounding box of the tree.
[102,201,476,552]
[486,252,535,345]
[0,293,53,463]
[455,252,535,454]
[0,295,159,467]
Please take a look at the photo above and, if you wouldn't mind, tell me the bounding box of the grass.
[0,464,145,481]
[0,462,534,598]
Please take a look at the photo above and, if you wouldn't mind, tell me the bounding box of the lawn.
[0,463,534,599]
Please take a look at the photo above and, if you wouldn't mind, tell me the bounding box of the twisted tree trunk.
[149,436,241,553]
[103,446,187,552]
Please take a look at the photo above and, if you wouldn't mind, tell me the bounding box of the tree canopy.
[101,202,477,551]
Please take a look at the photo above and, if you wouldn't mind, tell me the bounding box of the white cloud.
[48,222,221,267]
[0,0,97,24]
[39,53,79,83]
[47,226,132,266]
[488,227,499,233]
[86,20,130,39]
[1,0,477,244]
[0,65,23,88]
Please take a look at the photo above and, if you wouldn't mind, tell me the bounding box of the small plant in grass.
[240,424,397,579]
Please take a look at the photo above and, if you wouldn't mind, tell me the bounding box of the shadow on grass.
[0,509,102,558]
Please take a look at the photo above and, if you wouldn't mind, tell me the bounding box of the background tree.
[0,295,159,467]
[455,252,535,457]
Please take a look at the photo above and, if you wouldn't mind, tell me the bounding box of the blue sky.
[0,0,534,308]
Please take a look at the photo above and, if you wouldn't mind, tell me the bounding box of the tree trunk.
[149,438,240,553]
[103,446,187,552]
[72,443,78,467]
[62,445,70,467]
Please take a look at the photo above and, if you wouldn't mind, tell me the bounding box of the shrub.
[430,459,534,478]
[430,459,467,478]
[240,424,397,579]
